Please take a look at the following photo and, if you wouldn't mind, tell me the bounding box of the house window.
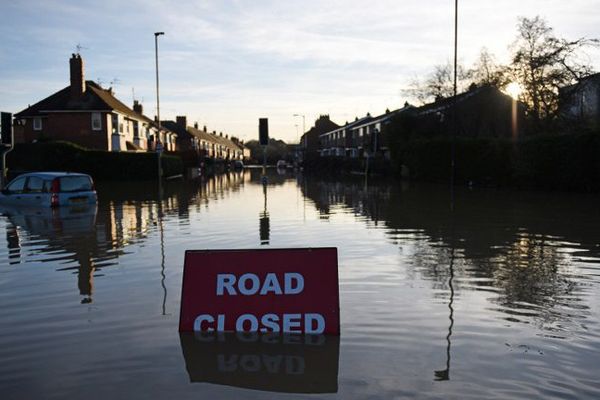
[133,121,139,137]
[91,113,102,131]
[112,114,118,134]
[33,118,42,131]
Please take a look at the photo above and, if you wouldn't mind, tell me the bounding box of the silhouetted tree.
[406,61,470,103]
[245,138,289,164]
[468,48,509,88]
[507,16,599,122]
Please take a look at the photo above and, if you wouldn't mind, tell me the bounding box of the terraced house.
[162,117,249,161]
[14,54,177,152]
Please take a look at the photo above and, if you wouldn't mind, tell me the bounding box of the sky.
[1,0,599,143]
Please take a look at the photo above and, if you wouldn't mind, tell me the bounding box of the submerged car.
[0,172,97,207]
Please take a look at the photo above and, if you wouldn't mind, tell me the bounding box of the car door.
[23,176,47,206]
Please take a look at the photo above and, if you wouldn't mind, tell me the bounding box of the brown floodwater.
[1,169,599,399]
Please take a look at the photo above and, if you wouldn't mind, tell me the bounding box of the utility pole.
[451,0,458,210]
[155,31,165,182]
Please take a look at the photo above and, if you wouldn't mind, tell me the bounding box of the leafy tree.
[245,138,289,164]
[507,16,598,122]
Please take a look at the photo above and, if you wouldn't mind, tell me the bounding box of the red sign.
[179,248,340,335]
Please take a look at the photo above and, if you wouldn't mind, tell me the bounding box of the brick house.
[14,54,176,152]
[162,116,248,160]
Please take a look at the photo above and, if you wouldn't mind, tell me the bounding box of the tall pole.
[154,32,164,181]
[155,32,164,129]
[293,114,305,144]
[451,0,458,210]
[154,32,167,316]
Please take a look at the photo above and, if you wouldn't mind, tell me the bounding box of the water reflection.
[180,332,339,393]
[259,180,270,245]
[0,171,251,303]
[301,176,600,332]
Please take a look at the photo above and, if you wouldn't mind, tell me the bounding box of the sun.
[505,82,523,99]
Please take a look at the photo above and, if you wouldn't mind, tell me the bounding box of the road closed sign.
[179,248,340,335]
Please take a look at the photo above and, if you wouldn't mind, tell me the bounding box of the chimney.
[69,54,85,99]
[176,116,187,129]
[219,132,223,137]
[225,134,228,139]
[203,125,207,132]
[194,122,198,129]
[133,100,143,115]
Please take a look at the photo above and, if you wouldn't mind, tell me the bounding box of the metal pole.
[0,113,14,190]
[155,32,164,181]
[451,0,458,210]
[293,114,305,144]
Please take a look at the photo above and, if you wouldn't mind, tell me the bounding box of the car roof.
[15,172,92,179]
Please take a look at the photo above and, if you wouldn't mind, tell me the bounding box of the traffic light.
[259,118,268,146]
[1,112,12,146]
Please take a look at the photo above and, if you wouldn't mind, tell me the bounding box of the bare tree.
[405,61,470,104]
[508,16,599,122]
[469,48,508,88]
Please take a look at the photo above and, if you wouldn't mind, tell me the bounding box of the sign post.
[0,112,14,189]
[179,248,340,335]
[259,118,268,183]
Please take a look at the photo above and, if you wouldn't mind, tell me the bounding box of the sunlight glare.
[505,82,523,99]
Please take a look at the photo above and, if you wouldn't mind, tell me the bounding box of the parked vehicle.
[233,160,244,170]
[0,172,97,207]
[276,160,287,169]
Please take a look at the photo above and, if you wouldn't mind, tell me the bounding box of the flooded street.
[1,169,600,399]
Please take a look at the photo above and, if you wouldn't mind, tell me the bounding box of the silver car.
[0,172,97,207]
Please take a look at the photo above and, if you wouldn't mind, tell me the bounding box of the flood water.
[1,169,600,399]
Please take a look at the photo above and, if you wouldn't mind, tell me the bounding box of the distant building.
[300,115,340,158]
[318,104,415,159]
[162,117,248,161]
[319,115,372,157]
[14,54,176,152]
[560,73,600,127]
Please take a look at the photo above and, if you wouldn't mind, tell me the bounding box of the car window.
[25,176,44,193]
[59,176,93,192]
[5,177,26,193]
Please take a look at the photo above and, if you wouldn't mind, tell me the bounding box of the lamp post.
[155,31,164,180]
[154,32,167,315]
[451,0,458,210]
[293,114,305,144]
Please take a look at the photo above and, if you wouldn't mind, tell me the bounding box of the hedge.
[6,141,183,181]
[389,132,600,192]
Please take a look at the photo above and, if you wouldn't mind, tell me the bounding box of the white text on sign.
[216,272,304,296]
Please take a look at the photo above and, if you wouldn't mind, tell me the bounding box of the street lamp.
[154,31,167,316]
[154,31,164,180]
[293,114,305,144]
[155,32,164,129]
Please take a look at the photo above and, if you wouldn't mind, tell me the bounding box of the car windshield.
[59,176,93,192]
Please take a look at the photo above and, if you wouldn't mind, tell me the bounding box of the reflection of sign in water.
[179,248,340,334]
[259,212,269,245]
[180,332,339,393]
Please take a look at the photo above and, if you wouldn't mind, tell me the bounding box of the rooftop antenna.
[75,43,88,54]
[110,78,121,87]
[132,87,136,103]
